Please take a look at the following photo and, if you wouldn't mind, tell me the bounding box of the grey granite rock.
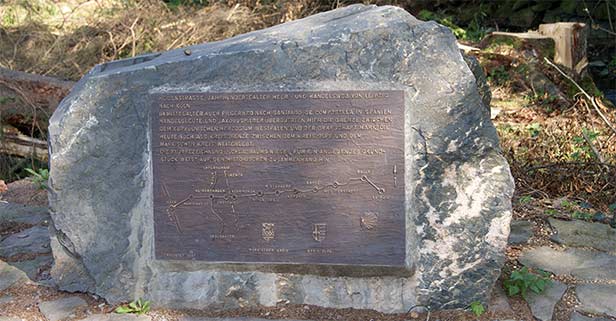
[0,260,29,291]
[519,247,616,281]
[38,296,88,321]
[81,314,151,321]
[526,281,567,321]
[508,220,533,245]
[576,284,616,317]
[48,4,513,312]
[0,225,50,258]
[570,311,612,321]
[48,223,95,292]
[549,219,616,253]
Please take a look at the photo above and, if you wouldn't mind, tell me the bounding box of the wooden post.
[538,22,589,75]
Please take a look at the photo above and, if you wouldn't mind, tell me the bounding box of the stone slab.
[0,202,49,225]
[180,318,309,321]
[549,219,616,253]
[526,281,567,321]
[0,260,29,292]
[38,296,88,321]
[576,284,616,317]
[0,225,50,258]
[570,311,612,321]
[81,314,151,321]
[10,254,53,280]
[488,284,513,314]
[508,220,533,244]
[0,295,13,305]
[48,4,514,312]
[519,247,616,281]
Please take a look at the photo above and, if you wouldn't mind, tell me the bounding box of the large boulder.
[48,4,514,311]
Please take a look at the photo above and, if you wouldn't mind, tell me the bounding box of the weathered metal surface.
[152,91,405,266]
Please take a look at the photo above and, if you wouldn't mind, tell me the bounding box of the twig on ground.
[544,57,616,137]
[581,129,606,163]
[525,162,616,172]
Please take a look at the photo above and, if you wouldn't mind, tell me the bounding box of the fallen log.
[0,126,48,162]
[0,67,74,115]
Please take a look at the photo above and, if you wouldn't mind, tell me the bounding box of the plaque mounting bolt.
[184,49,192,56]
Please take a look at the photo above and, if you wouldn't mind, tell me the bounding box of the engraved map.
[152,91,406,266]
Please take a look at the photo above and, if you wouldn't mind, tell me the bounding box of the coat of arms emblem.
[312,223,327,242]
[262,223,275,241]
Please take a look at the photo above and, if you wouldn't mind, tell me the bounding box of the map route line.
[170,175,385,206]
[164,175,386,234]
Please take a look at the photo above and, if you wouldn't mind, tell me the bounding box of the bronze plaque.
[152,91,405,266]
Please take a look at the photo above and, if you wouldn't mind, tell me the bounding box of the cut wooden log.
[0,126,48,162]
[538,23,589,74]
[479,31,555,54]
[481,23,589,76]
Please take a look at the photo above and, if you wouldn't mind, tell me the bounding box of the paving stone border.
[38,296,88,321]
[549,219,616,253]
[575,284,616,317]
[519,246,616,281]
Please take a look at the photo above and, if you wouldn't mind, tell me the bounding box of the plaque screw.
[184,49,192,56]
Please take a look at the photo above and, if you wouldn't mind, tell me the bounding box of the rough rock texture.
[526,281,567,321]
[549,219,616,253]
[519,247,616,281]
[576,284,616,317]
[48,4,513,312]
[462,54,491,108]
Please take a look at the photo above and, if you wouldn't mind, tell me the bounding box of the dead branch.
[581,129,605,163]
[544,57,616,137]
